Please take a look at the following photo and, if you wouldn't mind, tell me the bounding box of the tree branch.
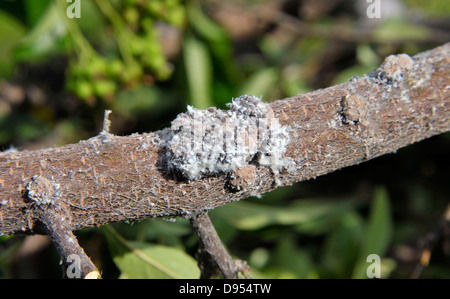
[25,176,100,278]
[189,212,249,279]
[0,42,449,239]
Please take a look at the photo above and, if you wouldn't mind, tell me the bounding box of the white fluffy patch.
[166,95,291,180]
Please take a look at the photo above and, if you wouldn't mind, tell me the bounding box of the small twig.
[43,211,100,279]
[25,176,100,279]
[410,203,450,279]
[189,212,250,279]
[101,109,112,135]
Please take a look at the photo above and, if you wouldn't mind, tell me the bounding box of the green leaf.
[186,3,238,107]
[356,44,381,67]
[403,0,450,17]
[14,2,67,62]
[134,218,192,247]
[113,86,158,117]
[281,67,311,97]
[363,187,393,257]
[23,0,51,27]
[0,10,27,77]
[0,10,27,46]
[183,34,213,109]
[373,18,429,42]
[186,4,227,43]
[352,186,393,278]
[238,67,279,99]
[267,234,317,279]
[320,212,365,278]
[103,226,200,279]
[214,199,356,231]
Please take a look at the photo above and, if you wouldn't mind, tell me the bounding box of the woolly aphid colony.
[165,95,292,181]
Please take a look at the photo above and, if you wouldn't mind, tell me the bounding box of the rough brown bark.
[190,212,249,279]
[0,42,449,237]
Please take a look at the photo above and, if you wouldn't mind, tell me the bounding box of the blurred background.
[0,0,449,278]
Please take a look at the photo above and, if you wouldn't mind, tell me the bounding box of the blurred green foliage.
[0,0,449,278]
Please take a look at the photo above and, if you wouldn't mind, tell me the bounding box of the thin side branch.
[25,176,100,278]
[410,203,450,279]
[44,214,100,279]
[0,42,449,236]
[189,212,249,279]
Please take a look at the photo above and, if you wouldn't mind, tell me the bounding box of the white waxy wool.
[165,95,291,181]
